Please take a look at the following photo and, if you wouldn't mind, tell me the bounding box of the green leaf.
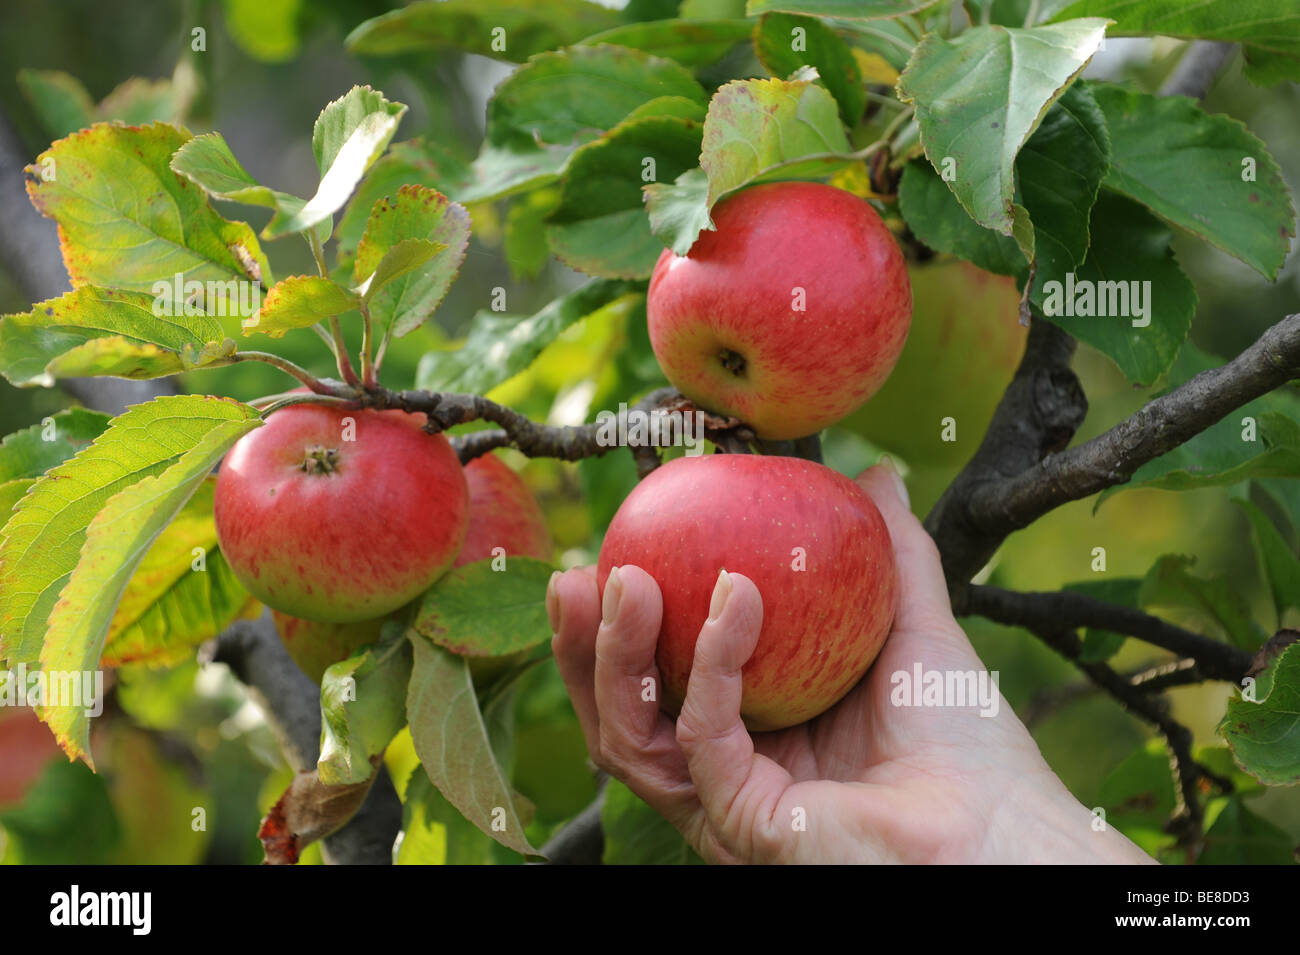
[16,69,95,138]
[504,189,559,281]
[1037,193,1196,386]
[397,767,500,864]
[1088,83,1294,280]
[0,287,236,387]
[898,82,1109,287]
[755,13,866,126]
[579,19,753,67]
[353,184,471,338]
[98,479,254,669]
[1237,500,1300,623]
[346,0,621,61]
[222,0,303,63]
[412,557,555,658]
[247,276,360,338]
[547,114,704,278]
[0,759,120,864]
[337,139,470,265]
[25,123,270,293]
[896,19,1108,235]
[1052,0,1300,85]
[1105,344,1300,497]
[487,45,706,149]
[416,279,639,394]
[0,397,261,674]
[361,239,445,303]
[1139,554,1264,651]
[1198,797,1297,864]
[0,480,35,523]
[602,779,704,864]
[1219,642,1300,786]
[897,160,1025,275]
[319,626,413,786]
[746,0,939,17]
[455,140,578,205]
[0,408,109,483]
[262,86,408,239]
[36,400,262,764]
[645,167,716,255]
[1016,83,1109,286]
[405,632,540,857]
[701,77,852,209]
[170,131,301,212]
[96,76,188,127]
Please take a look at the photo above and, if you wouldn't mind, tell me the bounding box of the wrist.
[986,770,1157,865]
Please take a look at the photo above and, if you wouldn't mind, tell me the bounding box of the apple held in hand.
[647,181,911,441]
[455,452,553,566]
[597,454,897,731]
[214,404,469,623]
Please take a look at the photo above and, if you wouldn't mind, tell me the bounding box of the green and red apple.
[597,453,897,731]
[647,181,912,440]
[214,403,470,624]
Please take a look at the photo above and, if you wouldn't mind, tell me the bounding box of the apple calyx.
[717,348,747,377]
[299,445,342,475]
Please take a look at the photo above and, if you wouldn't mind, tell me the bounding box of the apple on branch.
[598,453,898,731]
[647,181,912,440]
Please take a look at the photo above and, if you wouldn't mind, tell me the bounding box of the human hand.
[548,460,1154,864]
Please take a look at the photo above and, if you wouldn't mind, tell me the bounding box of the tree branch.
[962,585,1253,682]
[211,612,402,864]
[1161,41,1234,101]
[924,318,1086,590]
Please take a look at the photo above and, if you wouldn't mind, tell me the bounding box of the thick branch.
[924,318,1086,589]
[983,313,1300,541]
[930,313,1300,591]
[963,585,1253,682]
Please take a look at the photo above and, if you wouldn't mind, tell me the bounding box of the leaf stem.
[360,301,376,388]
[235,351,329,392]
[329,316,362,387]
[308,228,329,278]
[1024,0,1042,28]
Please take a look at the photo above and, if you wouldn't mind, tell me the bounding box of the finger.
[855,460,956,634]
[676,571,792,834]
[548,567,603,756]
[593,565,671,756]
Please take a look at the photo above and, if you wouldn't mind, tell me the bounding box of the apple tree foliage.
[1,0,1299,864]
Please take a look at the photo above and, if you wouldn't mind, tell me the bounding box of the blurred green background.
[0,1,1296,864]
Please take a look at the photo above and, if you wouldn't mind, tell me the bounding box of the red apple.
[0,707,60,807]
[270,610,388,683]
[597,454,897,731]
[455,453,553,566]
[646,181,911,440]
[214,404,469,623]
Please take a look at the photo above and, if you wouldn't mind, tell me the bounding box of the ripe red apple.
[454,452,553,566]
[0,707,61,807]
[270,610,387,683]
[214,404,469,623]
[597,454,897,731]
[646,181,911,440]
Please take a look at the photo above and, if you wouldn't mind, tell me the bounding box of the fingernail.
[545,571,561,632]
[707,569,732,623]
[879,454,910,509]
[602,566,623,625]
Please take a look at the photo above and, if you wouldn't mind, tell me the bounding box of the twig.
[962,585,1252,682]
[1161,41,1234,101]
